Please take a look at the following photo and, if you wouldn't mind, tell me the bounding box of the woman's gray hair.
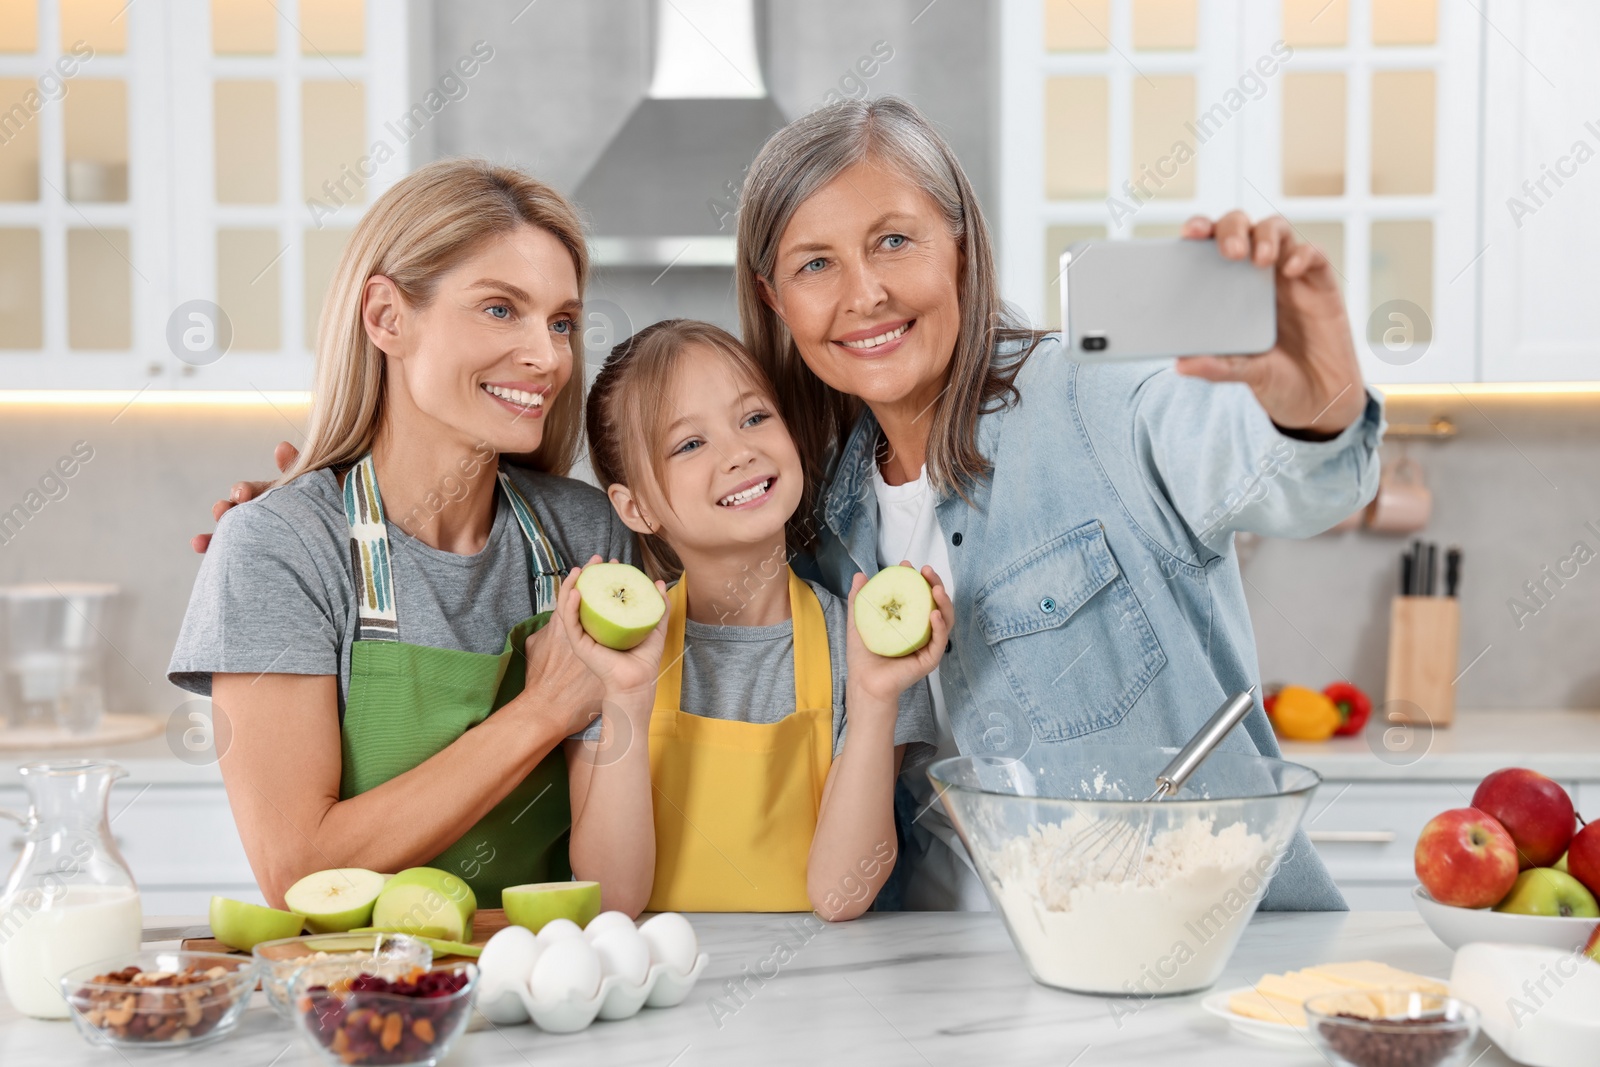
[735,96,1043,510]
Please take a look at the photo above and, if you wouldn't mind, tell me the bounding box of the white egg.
[638,912,698,974]
[535,917,584,944]
[590,927,651,986]
[582,910,637,942]
[476,925,541,989]
[528,936,602,1003]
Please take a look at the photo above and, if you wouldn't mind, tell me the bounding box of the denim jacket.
[813,334,1386,911]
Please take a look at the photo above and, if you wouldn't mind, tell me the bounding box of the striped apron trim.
[342,454,567,641]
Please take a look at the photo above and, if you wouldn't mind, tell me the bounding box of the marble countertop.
[1279,707,1600,781]
[0,911,1516,1066]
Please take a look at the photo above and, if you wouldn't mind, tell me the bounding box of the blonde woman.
[170,160,649,908]
[736,97,1382,912]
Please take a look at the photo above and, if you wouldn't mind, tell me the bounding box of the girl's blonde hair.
[280,158,589,485]
[735,96,1045,500]
[585,319,816,583]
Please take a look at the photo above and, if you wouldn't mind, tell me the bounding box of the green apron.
[338,453,571,907]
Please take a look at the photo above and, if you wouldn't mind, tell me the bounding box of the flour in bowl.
[988,815,1275,995]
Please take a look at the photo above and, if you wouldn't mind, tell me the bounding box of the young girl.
[558,319,951,921]
[168,160,638,908]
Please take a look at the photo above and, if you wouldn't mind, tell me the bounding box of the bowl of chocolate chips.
[1304,990,1481,1067]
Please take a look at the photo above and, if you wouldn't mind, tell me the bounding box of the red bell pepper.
[1323,681,1371,737]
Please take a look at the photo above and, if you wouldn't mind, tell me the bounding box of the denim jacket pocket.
[974,520,1166,741]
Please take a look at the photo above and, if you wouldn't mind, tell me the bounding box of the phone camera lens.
[1082,335,1108,352]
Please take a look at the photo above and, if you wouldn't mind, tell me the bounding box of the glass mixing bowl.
[928,746,1320,996]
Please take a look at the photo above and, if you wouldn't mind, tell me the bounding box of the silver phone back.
[1059,238,1277,361]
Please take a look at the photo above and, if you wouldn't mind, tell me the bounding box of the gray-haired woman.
[735,96,1381,911]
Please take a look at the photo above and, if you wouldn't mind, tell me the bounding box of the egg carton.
[474,953,709,1033]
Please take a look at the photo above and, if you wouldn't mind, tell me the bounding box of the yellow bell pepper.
[1270,685,1341,742]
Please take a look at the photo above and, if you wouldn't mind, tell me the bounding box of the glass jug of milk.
[0,760,142,1018]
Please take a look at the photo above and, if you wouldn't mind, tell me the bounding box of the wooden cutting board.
[182,908,513,963]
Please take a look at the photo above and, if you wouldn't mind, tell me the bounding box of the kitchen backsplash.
[0,392,1596,721]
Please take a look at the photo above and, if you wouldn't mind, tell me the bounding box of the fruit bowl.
[60,950,257,1050]
[927,747,1319,995]
[1413,886,1599,952]
[254,931,432,1020]
[290,960,476,1067]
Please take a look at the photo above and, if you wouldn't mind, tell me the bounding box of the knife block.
[1384,596,1459,727]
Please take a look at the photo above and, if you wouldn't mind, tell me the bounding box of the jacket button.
[951,532,963,546]
[1040,597,1056,614]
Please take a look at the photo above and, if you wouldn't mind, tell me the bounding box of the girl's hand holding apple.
[558,556,669,697]
[845,563,953,707]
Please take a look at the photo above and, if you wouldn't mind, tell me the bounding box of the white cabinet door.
[1480,1,1600,382]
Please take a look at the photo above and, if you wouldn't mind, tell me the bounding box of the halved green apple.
[854,565,934,658]
[576,563,665,651]
[370,867,477,942]
[208,896,304,951]
[502,881,601,933]
[283,868,386,933]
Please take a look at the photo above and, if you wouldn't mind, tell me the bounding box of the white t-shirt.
[870,462,991,912]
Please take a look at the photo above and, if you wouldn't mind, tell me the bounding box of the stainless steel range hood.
[576,0,788,268]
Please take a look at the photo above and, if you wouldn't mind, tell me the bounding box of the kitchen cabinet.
[0,783,261,915]
[1478,1,1600,383]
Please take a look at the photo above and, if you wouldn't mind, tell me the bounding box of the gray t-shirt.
[168,465,636,713]
[588,579,938,762]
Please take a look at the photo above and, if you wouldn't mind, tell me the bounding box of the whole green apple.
[1493,867,1600,918]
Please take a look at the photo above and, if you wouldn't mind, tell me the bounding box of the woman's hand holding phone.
[1175,212,1367,438]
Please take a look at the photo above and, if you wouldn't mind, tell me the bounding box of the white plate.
[1413,886,1598,952]
[1201,972,1453,1048]
[1199,987,1307,1046]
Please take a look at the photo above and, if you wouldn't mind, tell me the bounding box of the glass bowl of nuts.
[58,950,257,1049]
[289,959,477,1067]
[254,931,433,1020]
[1304,990,1481,1067]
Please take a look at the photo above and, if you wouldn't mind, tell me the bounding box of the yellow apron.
[646,569,834,912]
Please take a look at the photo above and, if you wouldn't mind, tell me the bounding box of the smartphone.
[1058,237,1277,362]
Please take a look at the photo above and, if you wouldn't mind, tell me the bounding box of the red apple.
[1471,768,1575,869]
[1585,921,1600,965]
[1414,808,1520,908]
[1568,822,1600,899]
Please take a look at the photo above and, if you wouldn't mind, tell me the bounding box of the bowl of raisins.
[289,960,478,1067]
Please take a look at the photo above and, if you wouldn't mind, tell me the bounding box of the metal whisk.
[1047,686,1258,888]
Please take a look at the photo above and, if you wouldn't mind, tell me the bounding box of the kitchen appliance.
[574,0,788,268]
[0,759,142,1018]
[1047,688,1256,884]
[0,583,117,733]
[927,743,1318,995]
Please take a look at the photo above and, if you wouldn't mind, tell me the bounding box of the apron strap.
[497,468,567,615]
[653,569,832,713]
[343,454,399,641]
[341,454,568,642]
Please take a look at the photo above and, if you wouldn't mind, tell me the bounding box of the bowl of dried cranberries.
[289,960,478,1067]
